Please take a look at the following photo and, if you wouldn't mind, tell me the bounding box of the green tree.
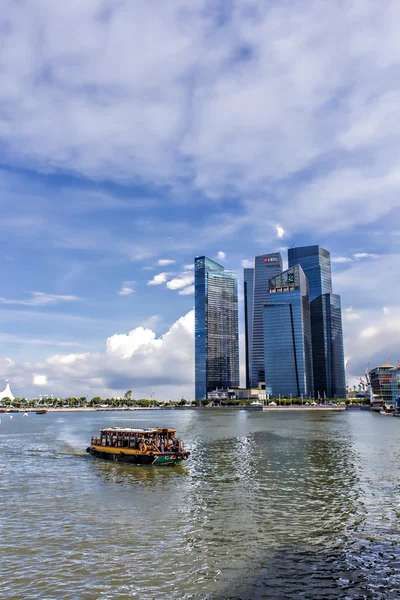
[124,390,132,401]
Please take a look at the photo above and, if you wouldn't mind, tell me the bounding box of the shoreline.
[6,405,350,413]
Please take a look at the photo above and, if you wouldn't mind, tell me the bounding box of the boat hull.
[86,446,188,466]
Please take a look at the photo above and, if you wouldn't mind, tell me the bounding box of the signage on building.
[264,257,278,263]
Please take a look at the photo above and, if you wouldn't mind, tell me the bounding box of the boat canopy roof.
[100,427,176,434]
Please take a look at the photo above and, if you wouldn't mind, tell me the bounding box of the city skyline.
[0,1,399,400]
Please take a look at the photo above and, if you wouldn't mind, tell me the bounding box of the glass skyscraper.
[195,256,239,400]
[310,293,346,398]
[243,268,254,389]
[288,245,346,399]
[249,253,282,388]
[264,265,314,398]
[288,245,332,302]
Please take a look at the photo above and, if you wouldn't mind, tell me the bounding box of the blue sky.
[1,0,400,399]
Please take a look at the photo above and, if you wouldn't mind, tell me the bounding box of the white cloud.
[276,225,285,239]
[166,273,194,290]
[241,259,253,268]
[0,0,398,242]
[343,307,360,321]
[178,285,194,296]
[332,256,353,264]
[47,353,89,365]
[107,327,161,359]
[353,253,379,260]
[0,292,79,306]
[183,264,194,270]
[157,259,175,266]
[118,281,135,295]
[33,374,47,386]
[217,251,226,260]
[118,286,134,296]
[360,327,379,338]
[147,272,169,286]
[2,311,195,400]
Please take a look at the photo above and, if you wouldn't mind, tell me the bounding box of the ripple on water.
[0,410,399,599]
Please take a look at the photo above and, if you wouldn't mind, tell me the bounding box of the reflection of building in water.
[369,364,400,407]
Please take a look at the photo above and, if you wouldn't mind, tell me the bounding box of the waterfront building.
[369,365,400,406]
[310,294,346,399]
[195,256,239,400]
[288,245,346,399]
[0,380,15,402]
[264,265,314,398]
[288,245,332,302]
[248,253,282,388]
[243,267,254,389]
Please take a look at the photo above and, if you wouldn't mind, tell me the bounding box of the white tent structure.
[0,380,15,401]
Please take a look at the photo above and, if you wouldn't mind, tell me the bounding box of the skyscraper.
[195,256,239,400]
[288,245,332,302]
[250,253,282,388]
[243,267,254,389]
[288,245,346,398]
[264,265,314,398]
[310,293,346,399]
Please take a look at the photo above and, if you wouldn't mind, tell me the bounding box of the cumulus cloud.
[241,259,253,268]
[178,285,194,296]
[276,226,285,239]
[0,0,399,240]
[1,312,195,400]
[157,259,175,266]
[33,374,47,386]
[107,328,161,359]
[147,273,169,286]
[0,292,79,306]
[166,273,194,291]
[343,307,360,321]
[118,281,135,295]
[217,251,226,260]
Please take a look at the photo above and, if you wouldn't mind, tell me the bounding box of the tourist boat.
[35,409,48,415]
[86,427,190,466]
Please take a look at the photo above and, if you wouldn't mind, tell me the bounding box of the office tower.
[288,245,332,302]
[243,268,254,389]
[250,253,282,388]
[264,265,314,398]
[288,245,346,398]
[195,256,239,400]
[311,294,346,399]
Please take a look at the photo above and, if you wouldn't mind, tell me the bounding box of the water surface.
[0,409,399,599]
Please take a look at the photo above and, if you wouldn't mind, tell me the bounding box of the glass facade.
[310,293,346,399]
[288,245,332,302]
[243,268,254,389]
[369,365,400,406]
[264,265,313,397]
[289,244,345,399]
[251,253,282,387]
[195,256,239,400]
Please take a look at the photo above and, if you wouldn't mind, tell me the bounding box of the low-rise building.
[369,364,400,406]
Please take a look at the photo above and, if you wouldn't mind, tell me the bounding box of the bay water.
[0,409,399,599]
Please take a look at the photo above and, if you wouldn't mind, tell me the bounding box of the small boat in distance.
[35,409,48,415]
[380,406,395,416]
[86,427,190,466]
